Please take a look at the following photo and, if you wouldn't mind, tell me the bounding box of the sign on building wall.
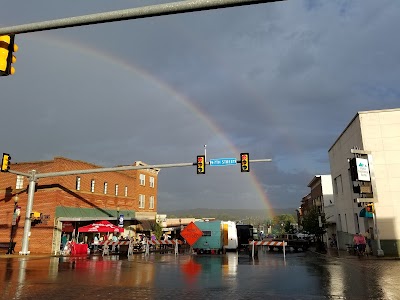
[356,158,371,181]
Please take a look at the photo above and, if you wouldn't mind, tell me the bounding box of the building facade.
[307,175,335,244]
[328,108,400,256]
[0,157,159,254]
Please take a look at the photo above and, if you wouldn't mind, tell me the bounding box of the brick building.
[0,157,159,254]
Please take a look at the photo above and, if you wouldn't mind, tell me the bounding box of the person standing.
[61,233,68,251]
[364,229,372,254]
[93,234,99,252]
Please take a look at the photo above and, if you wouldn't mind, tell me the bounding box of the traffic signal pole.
[19,170,37,255]
[0,0,285,35]
[9,158,271,254]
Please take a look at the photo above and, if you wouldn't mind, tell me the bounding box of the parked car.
[271,234,310,252]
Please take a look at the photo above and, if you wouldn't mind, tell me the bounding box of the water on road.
[1,250,399,299]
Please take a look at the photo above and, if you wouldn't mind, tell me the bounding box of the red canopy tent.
[78,220,124,233]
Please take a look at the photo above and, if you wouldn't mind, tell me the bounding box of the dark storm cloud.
[1,0,399,211]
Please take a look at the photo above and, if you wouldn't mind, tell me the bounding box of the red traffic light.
[240,153,249,172]
[197,155,205,174]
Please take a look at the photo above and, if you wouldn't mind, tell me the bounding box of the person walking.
[364,229,372,254]
[353,233,366,256]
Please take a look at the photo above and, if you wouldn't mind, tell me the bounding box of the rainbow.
[28,33,274,218]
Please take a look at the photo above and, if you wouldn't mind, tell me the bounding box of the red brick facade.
[0,157,159,254]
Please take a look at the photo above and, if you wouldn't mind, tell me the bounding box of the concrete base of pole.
[19,251,30,255]
[376,249,384,257]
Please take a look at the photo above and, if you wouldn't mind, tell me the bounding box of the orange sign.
[180,222,203,246]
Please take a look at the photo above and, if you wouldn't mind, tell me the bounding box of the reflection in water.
[326,262,346,298]
[2,252,400,299]
[324,258,400,299]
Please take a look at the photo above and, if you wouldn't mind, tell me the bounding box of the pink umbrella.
[78,220,124,233]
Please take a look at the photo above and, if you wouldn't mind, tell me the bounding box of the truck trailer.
[222,221,238,251]
[192,220,224,254]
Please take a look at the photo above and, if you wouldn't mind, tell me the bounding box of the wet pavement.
[1,248,400,300]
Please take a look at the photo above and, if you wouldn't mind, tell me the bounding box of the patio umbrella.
[78,220,124,233]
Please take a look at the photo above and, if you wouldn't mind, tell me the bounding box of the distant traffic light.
[366,203,374,213]
[1,153,11,172]
[0,34,18,76]
[197,155,205,174]
[349,157,358,181]
[240,153,249,172]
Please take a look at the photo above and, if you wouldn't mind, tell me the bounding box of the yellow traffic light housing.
[31,211,42,220]
[197,155,205,174]
[240,153,249,172]
[0,34,18,76]
[1,153,11,172]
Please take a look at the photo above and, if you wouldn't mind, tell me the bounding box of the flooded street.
[1,250,400,299]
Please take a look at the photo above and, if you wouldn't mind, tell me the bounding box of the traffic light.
[31,211,43,225]
[349,157,358,181]
[0,34,18,76]
[366,203,374,213]
[240,153,249,172]
[1,153,11,172]
[197,155,205,174]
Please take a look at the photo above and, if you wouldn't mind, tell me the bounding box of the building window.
[149,196,154,209]
[103,182,108,194]
[139,194,145,208]
[124,186,128,197]
[140,174,146,186]
[76,176,81,191]
[150,177,155,188]
[16,175,24,190]
[90,179,95,193]
[115,184,119,196]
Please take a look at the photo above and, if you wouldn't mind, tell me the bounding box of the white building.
[307,175,335,243]
[328,108,400,256]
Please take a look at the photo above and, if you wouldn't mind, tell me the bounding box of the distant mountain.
[158,208,296,221]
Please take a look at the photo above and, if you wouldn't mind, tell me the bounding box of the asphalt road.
[1,249,399,300]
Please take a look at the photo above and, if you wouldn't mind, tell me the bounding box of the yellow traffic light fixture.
[1,153,11,172]
[240,153,249,172]
[0,34,18,76]
[366,203,374,213]
[31,211,43,225]
[197,155,205,174]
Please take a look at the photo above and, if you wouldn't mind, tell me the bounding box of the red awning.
[78,220,124,233]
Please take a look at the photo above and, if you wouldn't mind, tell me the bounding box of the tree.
[301,207,326,236]
[301,207,327,253]
[152,222,163,240]
[271,214,296,235]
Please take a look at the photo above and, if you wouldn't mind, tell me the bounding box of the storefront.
[53,206,138,254]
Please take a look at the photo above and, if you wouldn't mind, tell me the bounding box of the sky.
[1,0,399,214]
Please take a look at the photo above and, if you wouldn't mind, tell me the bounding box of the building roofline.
[328,112,360,152]
[307,175,321,187]
[328,108,400,152]
[307,174,331,187]
[13,156,156,177]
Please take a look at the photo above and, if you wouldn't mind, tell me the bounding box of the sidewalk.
[309,246,400,260]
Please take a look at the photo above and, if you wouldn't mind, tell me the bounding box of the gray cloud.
[1,0,399,211]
